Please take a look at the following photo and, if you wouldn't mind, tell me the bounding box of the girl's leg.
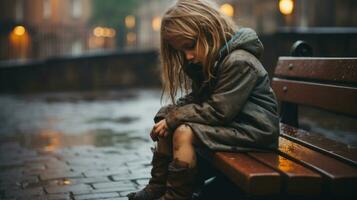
[160,124,198,200]
[172,124,197,167]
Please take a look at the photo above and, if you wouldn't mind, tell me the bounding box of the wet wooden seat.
[200,57,357,199]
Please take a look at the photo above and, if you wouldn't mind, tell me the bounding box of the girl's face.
[168,36,205,66]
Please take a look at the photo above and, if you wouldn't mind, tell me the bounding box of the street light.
[13,26,26,36]
[220,3,234,17]
[279,0,294,15]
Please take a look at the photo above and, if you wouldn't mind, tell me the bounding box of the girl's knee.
[173,124,194,147]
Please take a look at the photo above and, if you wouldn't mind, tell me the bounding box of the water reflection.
[0,89,162,150]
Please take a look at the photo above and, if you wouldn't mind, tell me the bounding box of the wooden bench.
[199,52,357,199]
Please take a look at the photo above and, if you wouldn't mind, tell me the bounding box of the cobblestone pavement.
[0,89,162,200]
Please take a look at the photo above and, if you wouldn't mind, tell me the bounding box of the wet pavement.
[0,89,163,200]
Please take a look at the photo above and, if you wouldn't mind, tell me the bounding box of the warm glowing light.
[93,27,104,37]
[40,129,62,152]
[126,32,136,44]
[220,3,234,17]
[279,0,294,15]
[125,15,136,29]
[107,28,116,37]
[94,27,116,38]
[103,28,111,37]
[13,26,26,36]
[152,17,161,32]
[63,180,71,185]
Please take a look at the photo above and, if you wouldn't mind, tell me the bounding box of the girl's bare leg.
[157,124,198,200]
[172,124,197,167]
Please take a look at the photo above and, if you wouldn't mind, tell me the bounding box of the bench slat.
[280,124,357,167]
[278,137,357,197]
[275,57,357,84]
[248,152,322,196]
[272,78,357,116]
[212,152,281,196]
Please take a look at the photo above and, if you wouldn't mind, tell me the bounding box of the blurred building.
[135,0,174,50]
[1,0,356,61]
[135,0,357,49]
[0,0,91,61]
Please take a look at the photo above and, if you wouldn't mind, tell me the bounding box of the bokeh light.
[126,32,136,44]
[152,17,161,32]
[220,3,234,17]
[279,0,294,15]
[13,26,26,36]
[125,15,136,29]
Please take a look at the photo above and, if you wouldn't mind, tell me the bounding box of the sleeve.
[165,59,258,132]
[153,105,175,123]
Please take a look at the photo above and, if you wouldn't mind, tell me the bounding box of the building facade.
[135,0,357,50]
[0,0,91,61]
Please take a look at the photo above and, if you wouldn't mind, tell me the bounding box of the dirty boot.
[159,159,198,200]
[127,151,171,200]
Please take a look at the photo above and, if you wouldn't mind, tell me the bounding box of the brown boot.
[127,151,171,200]
[159,159,197,200]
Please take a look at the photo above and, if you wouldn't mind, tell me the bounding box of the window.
[43,0,51,19]
[71,40,83,55]
[15,0,24,21]
[71,0,82,18]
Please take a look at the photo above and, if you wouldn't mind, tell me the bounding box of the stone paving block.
[110,155,144,163]
[45,183,92,194]
[83,168,130,178]
[22,168,47,176]
[0,169,24,182]
[0,160,24,168]
[92,181,135,189]
[128,167,150,175]
[0,182,21,191]
[74,192,119,200]
[22,187,45,196]
[45,193,71,200]
[21,175,40,187]
[72,165,108,172]
[46,162,72,171]
[125,160,151,168]
[40,170,84,180]
[0,142,21,151]
[111,173,150,181]
[72,185,136,195]
[15,150,38,158]
[119,190,140,197]
[135,178,149,186]
[3,187,44,199]
[24,155,58,163]
[66,176,110,184]
[24,162,46,170]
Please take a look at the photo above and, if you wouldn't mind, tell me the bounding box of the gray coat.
[154,28,279,152]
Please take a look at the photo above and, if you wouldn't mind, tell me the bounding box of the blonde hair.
[160,0,238,104]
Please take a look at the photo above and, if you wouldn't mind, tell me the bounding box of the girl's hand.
[150,119,169,141]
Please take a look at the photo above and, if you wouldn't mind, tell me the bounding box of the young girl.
[128,0,279,199]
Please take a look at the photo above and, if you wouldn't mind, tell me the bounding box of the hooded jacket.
[154,28,279,151]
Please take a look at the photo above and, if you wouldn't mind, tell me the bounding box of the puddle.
[0,89,162,150]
